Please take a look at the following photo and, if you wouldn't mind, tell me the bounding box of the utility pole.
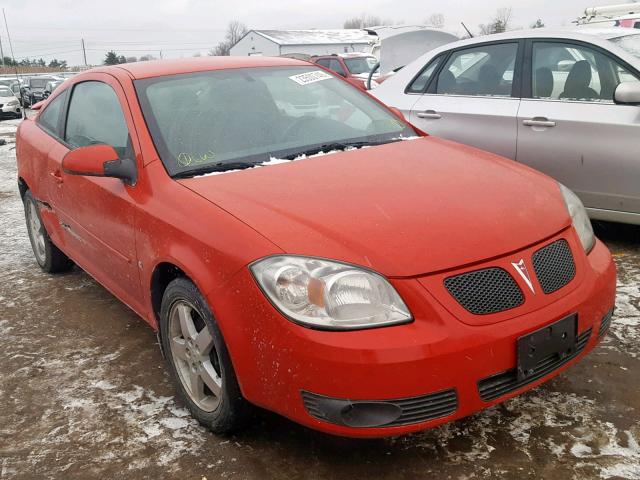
[81,38,87,67]
[2,8,23,118]
[0,33,5,68]
[159,50,163,59]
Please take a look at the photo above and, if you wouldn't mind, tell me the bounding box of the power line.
[13,49,82,59]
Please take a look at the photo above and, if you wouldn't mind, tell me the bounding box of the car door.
[517,39,640,215]
[409,41,523,159]
[47,74,145,312]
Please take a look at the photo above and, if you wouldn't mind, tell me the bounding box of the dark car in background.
[43,80,63,99]
[22,76,61,107]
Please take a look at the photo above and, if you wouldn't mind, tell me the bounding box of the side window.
[65,81,130,157]
[532,41,640,102]
[436,43,518,97]
[406,55,444,93]
[37,89,67,137]
[316,58,330,69]
[328,59,346,76]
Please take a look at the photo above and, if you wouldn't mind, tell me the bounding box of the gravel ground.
[0,118,638,480]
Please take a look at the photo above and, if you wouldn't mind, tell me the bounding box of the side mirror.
[614,82,640,105]
[62,144,137,185]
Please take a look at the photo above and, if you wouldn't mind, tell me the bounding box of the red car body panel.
[15,57,616,438]
[179,137,569,278]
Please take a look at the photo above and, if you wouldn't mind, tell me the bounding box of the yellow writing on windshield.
[177,150,216,167]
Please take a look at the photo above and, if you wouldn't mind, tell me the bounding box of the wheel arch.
[18,176,29,199]
[150,261,190,330]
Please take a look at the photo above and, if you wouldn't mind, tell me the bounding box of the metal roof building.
[229,29,377,57]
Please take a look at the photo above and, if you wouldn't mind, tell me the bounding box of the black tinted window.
[65,81,129,157]
[38,89,67,137]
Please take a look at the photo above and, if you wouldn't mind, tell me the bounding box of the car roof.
[100,56,310,80]
[447,27,640,46]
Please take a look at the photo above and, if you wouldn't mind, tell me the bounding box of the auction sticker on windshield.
[289,70,332,85]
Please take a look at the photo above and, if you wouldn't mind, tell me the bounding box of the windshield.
[344,57,378,75]
[610,34,640,58]
[0,88,13,97]
[29,78,50,88]
[135,66,415,177]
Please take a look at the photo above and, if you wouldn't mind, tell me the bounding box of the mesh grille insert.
[444,268,524,315]
[599,308,614,338]
[532,239,576,294]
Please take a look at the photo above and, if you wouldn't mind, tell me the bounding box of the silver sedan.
[372,28,640,225]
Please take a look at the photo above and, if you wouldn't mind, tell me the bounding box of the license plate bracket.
[517,314,577,382]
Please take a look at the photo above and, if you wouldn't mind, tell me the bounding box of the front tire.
[160,277,251,433]
[23,190,73,273]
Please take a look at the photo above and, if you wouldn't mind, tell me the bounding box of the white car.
[372,28,640,225]
[0,87,21,119]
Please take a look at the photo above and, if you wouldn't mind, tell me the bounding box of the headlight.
[559,183,595,253]
[7,100,18,106]
[250,256,412,330]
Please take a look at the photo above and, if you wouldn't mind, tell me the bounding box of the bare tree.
[479,7,513,35]
[226,20,249,46]
[125,56,138,63]
[343,14,383,29]
[209,20,249,56]
[426,13,445,28]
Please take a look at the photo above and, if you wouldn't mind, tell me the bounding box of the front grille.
[444,268,524,315]
[532,239,576,294]
[599,308,614,337]
[302,388,458,428]
[478,328,592,401]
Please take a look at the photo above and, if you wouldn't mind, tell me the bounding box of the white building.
[230,29,377,57]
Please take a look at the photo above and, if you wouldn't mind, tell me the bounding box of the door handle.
[49,170,63,184]
[416,110,442,119]
[523,117,556,128]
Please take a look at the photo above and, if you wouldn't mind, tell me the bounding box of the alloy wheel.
[168,300,223,412]
[26,200,46,265]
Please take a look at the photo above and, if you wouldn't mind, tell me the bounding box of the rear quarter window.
[37,89,67,138]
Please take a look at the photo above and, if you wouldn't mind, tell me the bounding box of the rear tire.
[23,190,73,273]
[160,277,251,433]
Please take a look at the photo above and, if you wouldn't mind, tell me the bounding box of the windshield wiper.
[173,161,259,179]
[279,139,401,160]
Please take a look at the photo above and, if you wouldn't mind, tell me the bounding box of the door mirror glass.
[614,81,640,105]
[62,144,137,185]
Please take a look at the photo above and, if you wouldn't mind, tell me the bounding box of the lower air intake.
[301,388,458,428]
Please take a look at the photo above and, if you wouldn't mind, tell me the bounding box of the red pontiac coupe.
[16,57,616,438]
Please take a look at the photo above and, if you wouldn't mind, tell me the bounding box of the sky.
[0,0,634,66]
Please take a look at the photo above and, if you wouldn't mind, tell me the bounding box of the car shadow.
[593,220,640,251]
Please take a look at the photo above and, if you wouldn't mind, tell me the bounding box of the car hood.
[178,137,570,277]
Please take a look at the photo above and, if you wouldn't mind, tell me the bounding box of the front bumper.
[210,232,616,438]
[0,103,20,116]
